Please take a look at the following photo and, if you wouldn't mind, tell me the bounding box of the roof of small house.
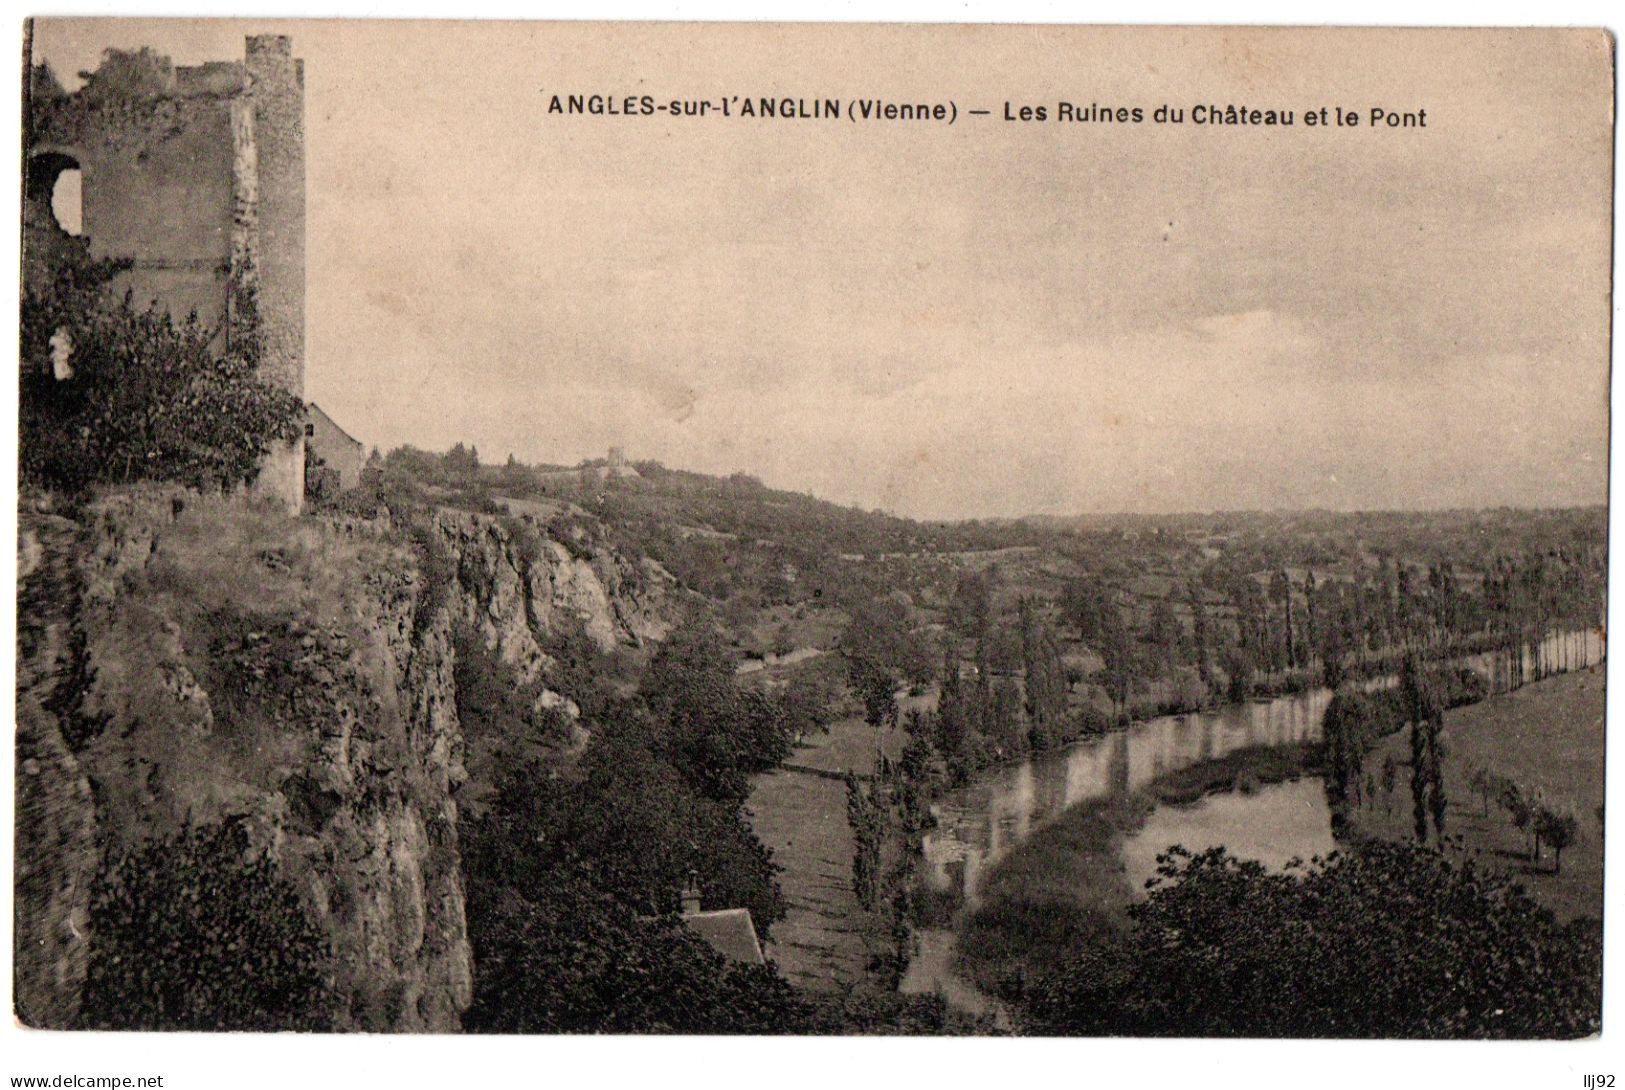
[306,402,364,451]
[684,908,765,965]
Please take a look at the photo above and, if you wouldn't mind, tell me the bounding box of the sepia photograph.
[8,11,1616,1071]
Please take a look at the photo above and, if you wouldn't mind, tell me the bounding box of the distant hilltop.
[529,447,641,490]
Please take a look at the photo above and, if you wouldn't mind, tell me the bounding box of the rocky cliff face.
[15,488,471,1030]
[15,510,97,1029]
[14,490,680,1031]
[429,505,674,691]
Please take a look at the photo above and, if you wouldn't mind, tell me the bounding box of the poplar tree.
[1401,652,1447,843]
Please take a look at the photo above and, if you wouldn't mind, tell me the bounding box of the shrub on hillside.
[78,820,334,1031]
[452,621,581,817]
[1439,666,1491,708]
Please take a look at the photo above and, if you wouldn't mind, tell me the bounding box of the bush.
[1440,666,1491,709]
[452,621,580,817]
[404,516,456,636]
[1021,841,1601,1038]
[78,820,334,1031]
[803,988,999,1035]
[1067,704,1113,740]
[22,253,303,496]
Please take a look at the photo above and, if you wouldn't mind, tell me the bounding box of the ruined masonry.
[25,35,308,510]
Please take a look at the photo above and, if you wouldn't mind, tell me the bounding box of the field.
[1347,665,1605,922]
[746,717,896,990]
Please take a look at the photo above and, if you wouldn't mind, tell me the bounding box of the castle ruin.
[25,33,308,510]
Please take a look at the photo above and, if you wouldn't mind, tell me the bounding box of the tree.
[642,617,794,802]
[76,47,174,100]
[895,714,936,835]
[1321,687,1379,830]
[1401,652,1446,844]
[950,569,993,637]
[1409,725,1430,843]
[931,649,973,782]
[444,441,480,476]
[454,622,804,1035]
[1269,570,1295,671]
[1537,806,1580,875]
[1497,777,1536,860]
[842,595,933,685]
[845,773,884,910]
[1097,604,1138,720]
[990,676,1025,759]
[1220,643,1255,704]
[1427,727,1449,838]
[778,670,837,742]
[848,653,899,731]
[1187,580,1213,689]
[1018,598,1067,752]
[462,858,806,1034]
[1020,841,1601,1038]
[1304,569,1321,672]
[538,726,786,929]
[1146,597,1181,677]
[1060,575,1112,644]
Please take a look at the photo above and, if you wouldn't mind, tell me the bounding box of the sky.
[30,20,1614,519]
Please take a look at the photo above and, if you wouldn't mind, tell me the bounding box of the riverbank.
[954,741,1324,995]
[1342,665,1604,922]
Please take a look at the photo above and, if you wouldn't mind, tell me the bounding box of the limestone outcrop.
[15,489,470,1030]
[13,488,681,1030]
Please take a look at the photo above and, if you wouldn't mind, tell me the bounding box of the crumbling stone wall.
[244,36,306,509]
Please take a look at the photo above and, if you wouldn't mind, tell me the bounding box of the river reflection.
[1119,778,1338,896]
[921,628,1602,909]
[921,688,1331,908]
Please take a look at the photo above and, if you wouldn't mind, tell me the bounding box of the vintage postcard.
[12,16,1614,1060]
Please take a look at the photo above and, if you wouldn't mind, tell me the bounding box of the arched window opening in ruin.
[27,152,82,237]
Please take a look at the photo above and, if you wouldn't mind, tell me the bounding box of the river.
[898,626,1603,1013]
[1118,777,1338,894]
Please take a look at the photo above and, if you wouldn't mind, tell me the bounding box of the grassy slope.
[1346,666,1605,922]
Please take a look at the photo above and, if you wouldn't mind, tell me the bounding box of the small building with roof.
[304,402,366,496]
[680,877,765,965]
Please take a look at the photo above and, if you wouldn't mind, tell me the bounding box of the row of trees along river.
[1060,548,1604,717]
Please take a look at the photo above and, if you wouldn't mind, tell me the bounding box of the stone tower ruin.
[24,33,307,510]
